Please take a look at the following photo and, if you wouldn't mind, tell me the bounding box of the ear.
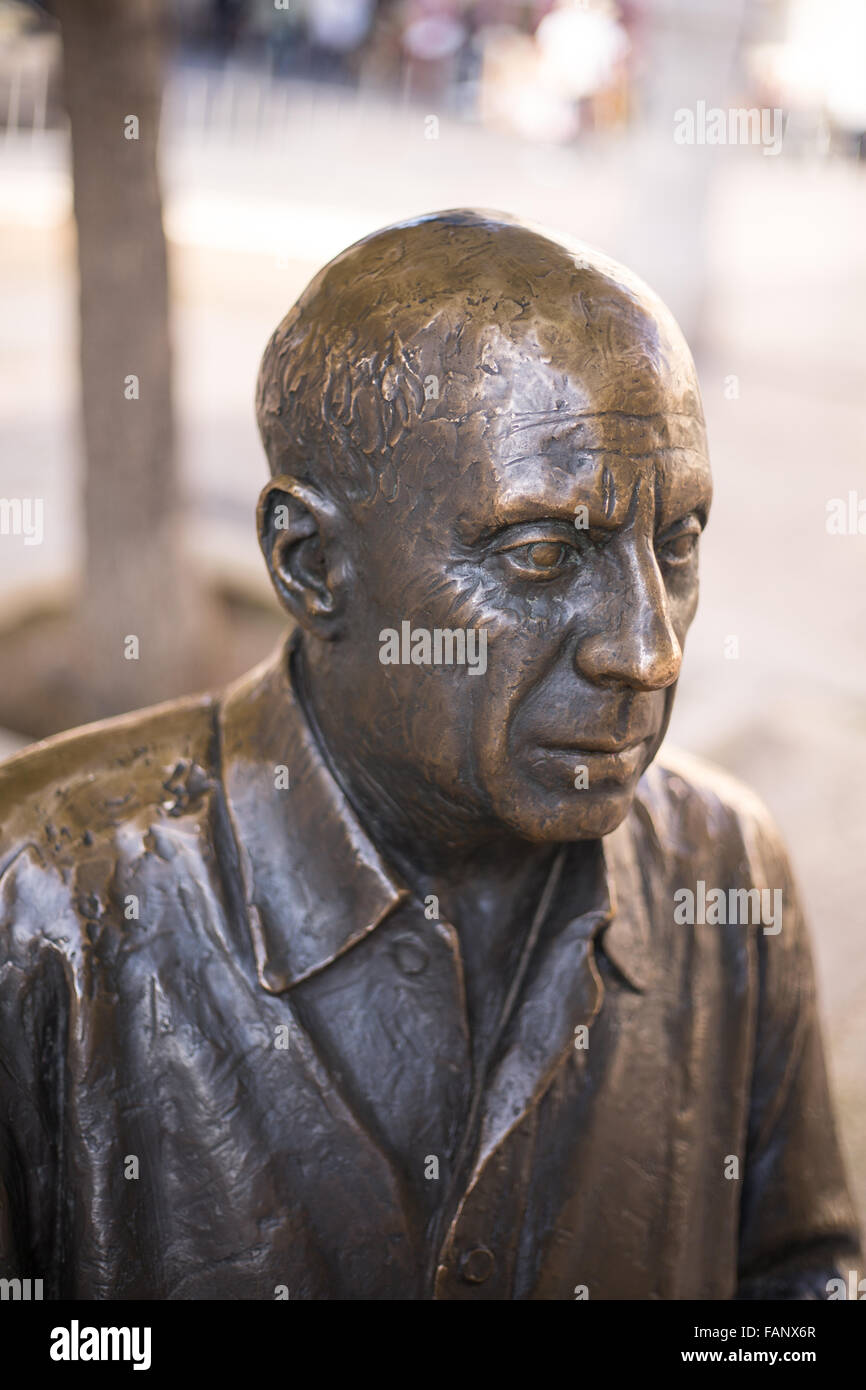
[257,475,347,637]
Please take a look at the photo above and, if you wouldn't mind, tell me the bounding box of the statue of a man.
[0,211,859,1299]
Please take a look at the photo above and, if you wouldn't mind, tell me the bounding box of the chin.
[494,782,637,843]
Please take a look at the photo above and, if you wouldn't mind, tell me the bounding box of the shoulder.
[643,743,779,827]
[636,744,797,891]
[0,693,218,875]
[0,694,222,975]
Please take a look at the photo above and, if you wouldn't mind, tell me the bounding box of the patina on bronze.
[0,211,859,1299]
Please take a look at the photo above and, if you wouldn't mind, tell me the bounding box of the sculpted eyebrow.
[463,499,611,548]
[464,466,710,547]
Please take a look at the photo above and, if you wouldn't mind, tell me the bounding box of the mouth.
[546,737,649,754]
[536,737,650,784]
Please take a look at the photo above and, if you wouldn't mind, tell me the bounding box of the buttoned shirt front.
[0,638,859,1299]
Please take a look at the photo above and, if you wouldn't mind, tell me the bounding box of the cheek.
[464,598,592,769]
[375,664,494,784]
[470,662,555,787]
[667,570,700,640]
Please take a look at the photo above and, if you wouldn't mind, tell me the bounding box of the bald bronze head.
[256,210,712,853]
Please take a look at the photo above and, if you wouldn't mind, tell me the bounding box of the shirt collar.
[218,633,407,992]
[218,633,653,996]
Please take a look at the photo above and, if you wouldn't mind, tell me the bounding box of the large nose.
[575,536,682,691]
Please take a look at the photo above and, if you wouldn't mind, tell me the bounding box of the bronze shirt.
[0,637,859,1299]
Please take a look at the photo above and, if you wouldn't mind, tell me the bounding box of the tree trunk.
[54,0,213,717]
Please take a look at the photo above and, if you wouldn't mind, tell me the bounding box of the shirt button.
[459,1247,495,1284]
[391,934,429,976]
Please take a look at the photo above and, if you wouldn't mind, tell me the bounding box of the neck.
[293,638,559,916]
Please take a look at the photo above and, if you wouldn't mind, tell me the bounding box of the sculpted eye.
[526,541,566,568]
[500,539,574,580]
[657,522,700,568]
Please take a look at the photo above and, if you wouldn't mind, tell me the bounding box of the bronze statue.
[0,211,859,1299]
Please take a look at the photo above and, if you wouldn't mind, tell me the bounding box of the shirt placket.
[425,847,600,1298]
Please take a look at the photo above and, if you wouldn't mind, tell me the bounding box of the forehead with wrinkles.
[400,406,711,544]
[256,208,706,503]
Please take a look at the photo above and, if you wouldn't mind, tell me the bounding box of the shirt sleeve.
[0,850,66,1296]
[735,818,861,1299]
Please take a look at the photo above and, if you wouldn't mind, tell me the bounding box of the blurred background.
[0,0,864,1248]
